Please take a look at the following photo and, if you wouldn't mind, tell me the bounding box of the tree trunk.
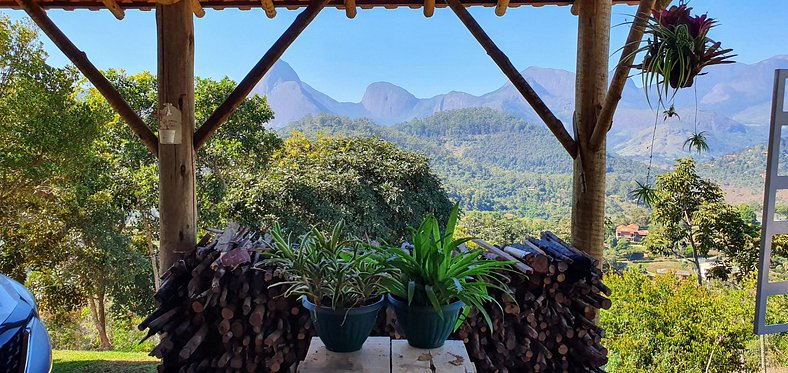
[571,0,611,263]
[156,0,197,274]
[687,232,704,285]
[87,294,112,350]
[141,210,161,290]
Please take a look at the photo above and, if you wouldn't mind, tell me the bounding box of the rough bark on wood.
[157,0,197,274]
[571,0,611,264]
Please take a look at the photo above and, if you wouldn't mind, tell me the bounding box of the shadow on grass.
[53,360,158,373]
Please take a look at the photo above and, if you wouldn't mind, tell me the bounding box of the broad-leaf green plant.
[263,222,398,310]
[385,204,516,331]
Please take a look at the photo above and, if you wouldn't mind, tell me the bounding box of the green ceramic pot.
[302,296,384,352]
[387,294,463,349]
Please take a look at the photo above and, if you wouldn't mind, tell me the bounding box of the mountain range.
[253,56,788,161]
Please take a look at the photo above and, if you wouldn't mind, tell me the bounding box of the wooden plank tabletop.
[298,337,391,373]
[298,337,475,372]
[391,340,476,373]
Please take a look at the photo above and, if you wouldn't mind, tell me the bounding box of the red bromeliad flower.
[653,5,714,39]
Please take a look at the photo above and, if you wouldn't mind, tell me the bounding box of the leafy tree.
[194,76,281,229]
[694,203,759,277]
[646,158,728,284]
[0,17,100,280]
[228,133,452,242]
[85,72,280,285]
[602,270,758,372]
[456,211,570,246]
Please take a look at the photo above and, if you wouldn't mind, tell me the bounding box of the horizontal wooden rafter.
[423,0,434,17]
[344,0,355,17]
[0,0,639,12]
[99,0,124,19]
[262,0,276,17]
[191,0,206,17]
[494,0,508,16]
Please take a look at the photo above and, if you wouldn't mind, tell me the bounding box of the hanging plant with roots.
[637,2,735,102]
[628,1,734,206]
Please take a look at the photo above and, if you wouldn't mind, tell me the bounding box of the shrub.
[602,270,757,372]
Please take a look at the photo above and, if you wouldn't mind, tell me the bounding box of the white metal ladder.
[756,69,788,334]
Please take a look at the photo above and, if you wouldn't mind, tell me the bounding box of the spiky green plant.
[263,221,398,310]
[683,131,709,154]
[385,204,516,331]
[630,181,658,207]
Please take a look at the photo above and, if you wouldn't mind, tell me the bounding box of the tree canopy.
[228,133,452,242]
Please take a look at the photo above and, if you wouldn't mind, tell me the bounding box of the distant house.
[615,224,649,243]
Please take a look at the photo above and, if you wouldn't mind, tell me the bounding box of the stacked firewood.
[141,225,611,372]
[139,224,312,372]
[452,232,612,373]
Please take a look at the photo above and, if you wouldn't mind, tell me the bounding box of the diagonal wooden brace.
[445,0,577,159]
[16,0,159,157]
[193,0,330,151]
[589,0,656,151]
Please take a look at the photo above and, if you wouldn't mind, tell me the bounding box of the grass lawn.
[53,350,158,373]
[637,259,689,274]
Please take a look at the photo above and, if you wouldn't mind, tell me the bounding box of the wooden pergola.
[1,0,657,274]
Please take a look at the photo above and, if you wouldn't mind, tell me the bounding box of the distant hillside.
[283,108,648,219]
[257,56,788,161]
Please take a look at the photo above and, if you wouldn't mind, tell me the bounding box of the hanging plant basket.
[637,3,735,101]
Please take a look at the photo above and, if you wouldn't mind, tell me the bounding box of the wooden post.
[157,0,196,273]
[571,0,610,262]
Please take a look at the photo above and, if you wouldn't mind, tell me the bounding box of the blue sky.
[4,1,787,102]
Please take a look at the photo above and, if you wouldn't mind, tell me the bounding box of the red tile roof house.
[615,224,649,243]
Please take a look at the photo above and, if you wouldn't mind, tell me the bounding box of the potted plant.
[637,3,735,101]
[385,204,515,349]
[264,222,397,352]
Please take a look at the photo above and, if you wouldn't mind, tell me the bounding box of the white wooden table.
[297,337,476,373]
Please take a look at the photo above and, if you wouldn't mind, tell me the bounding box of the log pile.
[453,232,612,373]
[141,225,611,372]
[139,225,312,372]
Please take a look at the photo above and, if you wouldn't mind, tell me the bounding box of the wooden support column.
[157,0,196,273]
[571,0,611,263]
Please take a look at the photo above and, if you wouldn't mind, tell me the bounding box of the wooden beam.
[345,0,356,18]
[194,0,329,150]
[262,0,276,18]
[191,0,205,17]
[100,0,125,19]
[157,0,196,273]
[16,0,158,157]
[423,0,434,17]
[589,0,654,151]
[494,0,508,16]
[445,0,577,158]
[571,0,610,263]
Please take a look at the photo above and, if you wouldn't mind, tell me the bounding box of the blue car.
[0,274,52,373]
